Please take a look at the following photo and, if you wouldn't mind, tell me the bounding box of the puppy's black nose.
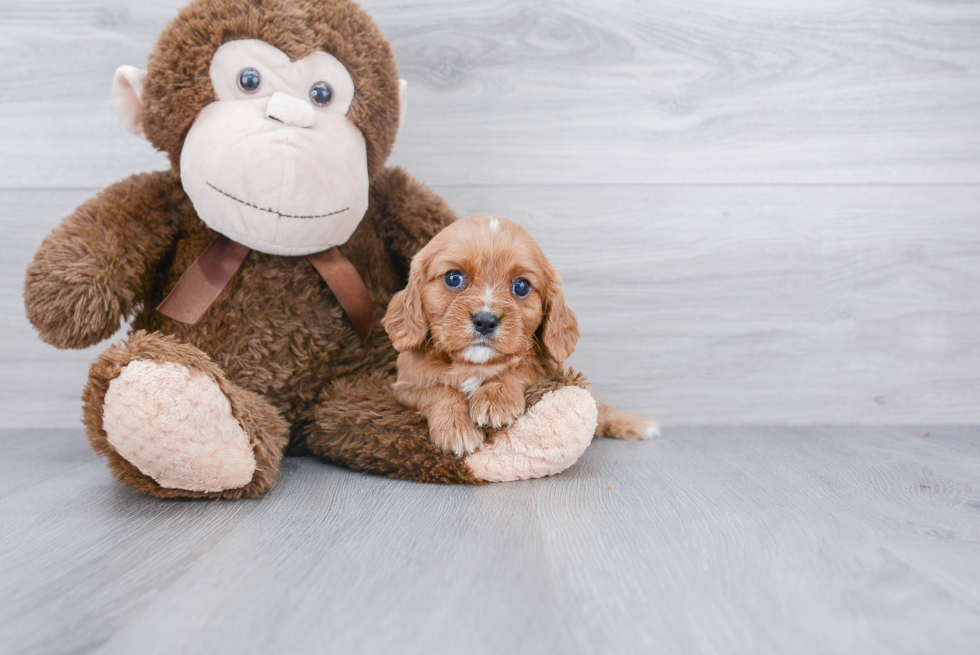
[471,312,500,336]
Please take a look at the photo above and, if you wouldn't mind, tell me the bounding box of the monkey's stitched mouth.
[206,182,349,220]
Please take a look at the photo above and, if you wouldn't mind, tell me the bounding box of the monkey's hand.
[25,239,130,349]
[24,172,180,350]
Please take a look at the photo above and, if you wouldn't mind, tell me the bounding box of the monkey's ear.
[397,79,409,138]
[112,65,148,139]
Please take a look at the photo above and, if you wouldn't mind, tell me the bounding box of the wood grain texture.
[3,4,979,653]
[5,186,979,427]
[0,426,977,654]
[1,0,979,187]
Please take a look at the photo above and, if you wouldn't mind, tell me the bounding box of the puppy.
[384,215,659,456]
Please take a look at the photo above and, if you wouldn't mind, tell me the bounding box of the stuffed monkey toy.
[23,0,603,499]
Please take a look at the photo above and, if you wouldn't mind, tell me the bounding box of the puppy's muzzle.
[471,312,499,337]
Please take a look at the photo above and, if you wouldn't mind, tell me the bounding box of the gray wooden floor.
[1,426,978,654]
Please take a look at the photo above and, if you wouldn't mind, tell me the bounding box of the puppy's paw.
[469,383,526,429]
[597,405,661,440]
[429,415,486,457]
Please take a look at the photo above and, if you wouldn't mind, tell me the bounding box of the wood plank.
[447,184,980,426]
[1,0,979,188]
[4,185,979,427]
[0,426,977,653]
[533,426,980,654]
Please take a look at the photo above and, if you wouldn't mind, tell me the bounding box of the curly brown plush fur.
[22,0,457,497]
[24,0,603,499]
[302,367,591,485]
[27,160,466,498]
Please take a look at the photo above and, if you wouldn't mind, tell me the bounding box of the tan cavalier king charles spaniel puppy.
[384,215,659,456]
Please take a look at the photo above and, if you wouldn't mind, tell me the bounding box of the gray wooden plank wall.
[1,0,979,427]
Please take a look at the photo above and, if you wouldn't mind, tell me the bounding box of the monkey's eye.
[310,81,334,107]
[237,68,262,94]
[512,278,532,298]
[444,270,467,290]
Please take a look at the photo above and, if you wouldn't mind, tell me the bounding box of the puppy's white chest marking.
[459,375,483,398]
[462,344,495,364]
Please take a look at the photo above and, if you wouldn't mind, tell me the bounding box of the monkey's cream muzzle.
[178,40,370,257]
[111,39,411,339]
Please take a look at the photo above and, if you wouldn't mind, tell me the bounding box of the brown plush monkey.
[23,0,603,499]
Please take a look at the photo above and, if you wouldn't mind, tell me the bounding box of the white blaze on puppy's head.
[481,285,495,314]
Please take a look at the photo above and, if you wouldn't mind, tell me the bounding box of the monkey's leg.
[303,370,597,484]
[82,330,288,499]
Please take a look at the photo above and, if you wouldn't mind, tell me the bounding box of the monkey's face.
[179,40,370,256]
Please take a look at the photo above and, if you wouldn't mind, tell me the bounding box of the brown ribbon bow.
[157,234,375,344]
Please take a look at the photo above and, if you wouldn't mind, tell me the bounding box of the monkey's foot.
[465,386,598,482]
[102,359,256,493]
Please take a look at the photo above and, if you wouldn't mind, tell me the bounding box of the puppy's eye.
[512,278,532,298]
[444,270,467,290]
[238,68,262,94]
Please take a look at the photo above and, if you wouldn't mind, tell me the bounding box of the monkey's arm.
[370,166,457,282]
[24,171,182,349]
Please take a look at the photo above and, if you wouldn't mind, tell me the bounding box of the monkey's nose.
[471,312,500,336]
[265,92,315,128]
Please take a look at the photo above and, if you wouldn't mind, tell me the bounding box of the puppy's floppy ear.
[538,270,579,365]
[383,261,429,352]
